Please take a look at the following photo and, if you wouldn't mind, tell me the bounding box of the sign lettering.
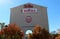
[22,8,37,13]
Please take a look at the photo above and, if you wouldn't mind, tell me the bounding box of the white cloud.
[0,0,12,5]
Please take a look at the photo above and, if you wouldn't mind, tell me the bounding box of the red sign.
[24,4,33,8]
[22,8,37,13]
[26,16,32,23]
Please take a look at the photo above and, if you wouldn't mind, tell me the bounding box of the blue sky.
[0,0,60,32]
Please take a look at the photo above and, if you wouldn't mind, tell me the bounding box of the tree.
[55,34,60,39]
[0,23,24,39]
[28,25,50,39]
[0,23,5,30]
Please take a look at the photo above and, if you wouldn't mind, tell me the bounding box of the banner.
[22,8,37,13]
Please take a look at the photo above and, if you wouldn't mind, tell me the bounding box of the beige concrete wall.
[10,3,49,34]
